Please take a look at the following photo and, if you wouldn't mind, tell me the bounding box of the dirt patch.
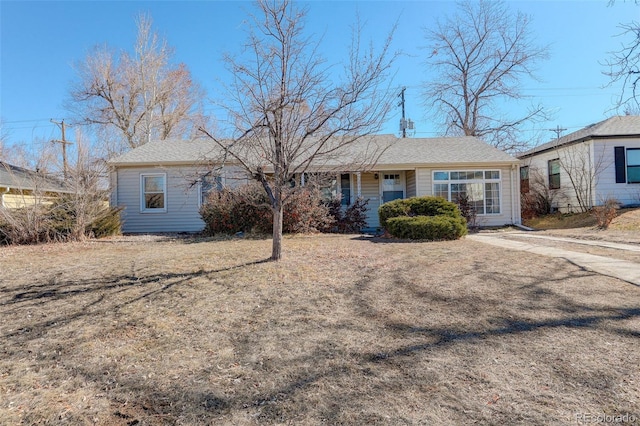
[1,234,639,424]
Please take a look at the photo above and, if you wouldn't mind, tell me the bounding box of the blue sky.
[1,0,639,154]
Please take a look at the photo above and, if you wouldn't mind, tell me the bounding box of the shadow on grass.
[0,257,271,341]
[3,244,639,424]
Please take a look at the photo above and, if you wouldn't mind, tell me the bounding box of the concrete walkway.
[467,233,640,286]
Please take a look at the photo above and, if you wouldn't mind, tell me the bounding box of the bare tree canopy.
[200,0,398,260]
[422,0,549,152]
[603,20,640,113]
[68,14,205,155]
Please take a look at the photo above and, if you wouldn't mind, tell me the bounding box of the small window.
[141,174,166,212]
[433,171,449,181]
[520,166,530,194]
[384,174,400,185]
[485,171,500,180]
[627,148,640,184]
[548,159,561,189]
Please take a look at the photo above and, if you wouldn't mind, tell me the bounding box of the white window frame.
[432,170,502,215]
[140,173,167,213]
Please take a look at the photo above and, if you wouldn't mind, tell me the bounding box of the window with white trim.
[141,173,166,213]
[432,170,501,215]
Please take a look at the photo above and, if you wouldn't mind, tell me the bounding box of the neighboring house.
[0,161,69,208]
[518,116,640,213]
[108,135,522,233]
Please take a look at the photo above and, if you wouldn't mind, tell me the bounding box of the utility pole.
[51,119,73,180]
[399,87,406,138]
[397,87,414,138]
[549,125,566,141]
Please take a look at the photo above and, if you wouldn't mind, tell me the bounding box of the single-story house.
[0,161,69,208]
[518,116,640,212]
[108,134,522,233]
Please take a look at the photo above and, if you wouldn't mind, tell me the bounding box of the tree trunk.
[271,203,283,261]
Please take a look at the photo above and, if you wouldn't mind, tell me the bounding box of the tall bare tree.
[422,0,549,152]
[200,0,397,261]
[69,14,205,155]
[603,21,640,113]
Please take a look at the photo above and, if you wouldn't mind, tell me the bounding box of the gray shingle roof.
[0,162,70,193]
[108,134,517,168]
[518,115,640,158]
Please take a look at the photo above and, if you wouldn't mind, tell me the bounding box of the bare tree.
[554,143,610,212]
[603,20,640,113]
[68,14,205,155]
[422,0,549,152]
[200,0,397,261]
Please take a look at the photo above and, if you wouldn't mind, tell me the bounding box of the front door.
[381,172,405,203]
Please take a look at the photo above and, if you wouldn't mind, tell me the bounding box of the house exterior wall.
[520,138,640,212]
[406,170,416,198]
[520,144,590,213]
[412,166,519,227]
[593,139,640,206]
[113,166,203,233]
[112,163,520,233]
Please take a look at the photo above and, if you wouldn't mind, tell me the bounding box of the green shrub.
[385,215,467,240]
[379,196,460,228]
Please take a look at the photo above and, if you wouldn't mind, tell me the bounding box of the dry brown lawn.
[1,233,639,425]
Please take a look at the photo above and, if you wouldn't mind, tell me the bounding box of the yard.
[1,233,639,425]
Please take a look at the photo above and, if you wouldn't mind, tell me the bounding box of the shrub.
[378,196,461,228]
[324,196,369,233]
[385,215,468,240]
[200,182,333,236]
[592,198,619,230]
[0,197,121,245]
[378,196,467,241]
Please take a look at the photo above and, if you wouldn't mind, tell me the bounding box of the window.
[627,148,640,184]
[520,166,530,194]
[548,159,561,189]
[340,174,351,206]
[141,174,166,212]
[199,174,222,206]
[431,170,500,215]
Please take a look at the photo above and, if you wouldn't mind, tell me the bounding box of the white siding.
[521,146,582,212]
[594,139,640,206]
[414,166,518,227]
[406,170,416,198]
[522,138,640,211]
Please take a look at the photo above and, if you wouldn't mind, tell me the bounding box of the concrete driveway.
[468,232,640,286]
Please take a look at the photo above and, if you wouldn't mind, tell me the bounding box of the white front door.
[381,171,405,203]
